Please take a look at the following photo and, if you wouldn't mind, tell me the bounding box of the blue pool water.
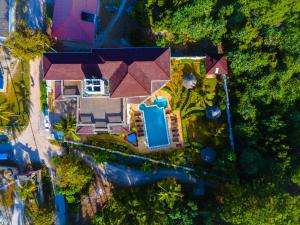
[53,131,64,141]
[139,104,170,149]
[153,97,168,108]
[0,142,13,151]
[0,69,3,89]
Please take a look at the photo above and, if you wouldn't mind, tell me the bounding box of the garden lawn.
[0,61,30,126]
[166,59,228,150]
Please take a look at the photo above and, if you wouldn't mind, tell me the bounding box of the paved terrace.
[78,97,125,130]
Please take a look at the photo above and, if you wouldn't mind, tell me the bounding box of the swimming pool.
[0,142,13,151]
[154,97,168,108]
[0,69,3,89]
[139,104,170,149]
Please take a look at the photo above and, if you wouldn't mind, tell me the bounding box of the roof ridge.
[109,61,128,94]
[43,56,52,79]
[154,59,169,79]
[128,62,151,94]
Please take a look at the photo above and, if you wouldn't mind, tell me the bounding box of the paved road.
[73,150,205,194]
[13,59,64,224]
[14,59,61,170]
[95,0,126,46]
[26,0,45,30]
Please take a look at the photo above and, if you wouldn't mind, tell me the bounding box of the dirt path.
[13,58,61,171]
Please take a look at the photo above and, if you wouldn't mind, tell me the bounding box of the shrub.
[40,80,47,112]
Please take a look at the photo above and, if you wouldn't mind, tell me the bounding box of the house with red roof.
[43,48,170,134]
[51,0,98,42]
[205,54,228,78]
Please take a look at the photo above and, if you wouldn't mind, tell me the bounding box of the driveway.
[13,58,64,224]
[13,59,61,170]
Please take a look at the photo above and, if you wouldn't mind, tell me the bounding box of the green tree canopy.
[93,179,199,225]
[51,154,93,203]
[4,21,51,61]
[221,181,300,225]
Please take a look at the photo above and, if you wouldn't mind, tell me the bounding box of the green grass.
[40,80,47,112]
[0,61,30,127]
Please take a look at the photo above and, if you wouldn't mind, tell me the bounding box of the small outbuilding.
[201,147,216,163]
[205,54,228,78]
[182,74,197,89]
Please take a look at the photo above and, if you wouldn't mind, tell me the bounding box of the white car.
[44,115,50,132]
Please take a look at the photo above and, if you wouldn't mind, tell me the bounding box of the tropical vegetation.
[51,154,94,204]
[54,112,79,141]
[130,0,300,224]
[93,179,199,225]
[4,21,51,61]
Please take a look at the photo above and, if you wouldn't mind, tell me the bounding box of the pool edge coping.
[139,103,171,150]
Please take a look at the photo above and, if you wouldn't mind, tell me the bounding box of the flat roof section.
[79,97,123,124]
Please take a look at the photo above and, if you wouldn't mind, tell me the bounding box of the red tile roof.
[52,0,98,42]
[54,81,63,100]
[205,54,228,76]
[76,126,94,134]
[43,48,171,98]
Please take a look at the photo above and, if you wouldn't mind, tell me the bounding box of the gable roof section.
[43,53,103,80]
[43,48,171,98]
[205,54,228,75]
[52,0,98,42]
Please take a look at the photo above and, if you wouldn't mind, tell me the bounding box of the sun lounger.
[171,116,177,121]
[172,133,179,138]
[134,112,142,116]
[172,138,179,143]
[135,118,143,123]
[172,128,178,132]
[165,109,172,114]
[137,130,144,137]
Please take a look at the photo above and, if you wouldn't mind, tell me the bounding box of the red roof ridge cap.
[128,72,150,94]
[128,63,151,94]
[153,60,169,80]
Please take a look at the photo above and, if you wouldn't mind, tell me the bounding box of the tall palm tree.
[54,112,79,141]
[0,102,12,123]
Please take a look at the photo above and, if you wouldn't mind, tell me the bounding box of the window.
[84,79,105,94]
[81,12,96,23]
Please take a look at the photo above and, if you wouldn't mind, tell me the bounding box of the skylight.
[84,79,105,94]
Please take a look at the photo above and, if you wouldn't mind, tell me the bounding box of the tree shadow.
[13,142,41,171]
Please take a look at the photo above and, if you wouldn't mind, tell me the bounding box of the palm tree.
[16,180,36,201]
[157,179,183,209]
[0,102,13,123]
[54,112,79,141]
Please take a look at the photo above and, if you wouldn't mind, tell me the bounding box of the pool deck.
[128,89,184,152]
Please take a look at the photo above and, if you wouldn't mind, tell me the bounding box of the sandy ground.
[13,59,61,169]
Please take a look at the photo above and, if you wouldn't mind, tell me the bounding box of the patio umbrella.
[206,105,221,120]
[182,74,197,89]
[201,147,216,163]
